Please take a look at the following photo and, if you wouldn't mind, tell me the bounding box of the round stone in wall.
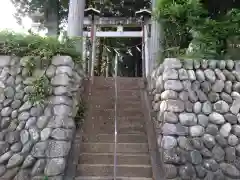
[177,136,193,151]
[208,92,220,103]
[164,80,183,91]
[191,138,204,150]
[220,92,233,104]
[196,70,205,82]
[206,124,218,136]
[226,60,234,70]
[202,101,212,115]
[201,81,211,93]
[219,123,232,137]
[203,159,219,172]
[161,90,178,100]
[193,102,202,114]
[163,68,178,81]
[212,80,224,93]
[190,150,203,165]
[209,112,225,124]
[232,125,240,137]
[212,145,225,162]
[190,125,205,137]
[214,69,226,81]
[204,69,216,83]
[198,114,209,127]
[228,134,238,146]
[179,113,197,126]
[163,112,178,124]
[213,100,229,113]
[202,134,216,149]
[195,165,207,178]
[224,81,232,94]
[179,163,196,180]
[161,136,177,150]
[163,164,177,179]
[225,147,236,163]
[220,163,240,178]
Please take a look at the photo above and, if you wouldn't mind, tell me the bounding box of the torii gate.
[78,0,162,79]
[82,16,151,78]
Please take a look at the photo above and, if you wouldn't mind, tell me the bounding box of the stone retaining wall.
[148,58,240,180]
[0,56,84,180]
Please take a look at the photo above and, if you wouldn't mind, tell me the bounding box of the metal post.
[113,54,118,180]
[141,18,146,78]
[144,20,150,77]
[82,37,87,74]
[91,21,97,79]
[89,15,97,81]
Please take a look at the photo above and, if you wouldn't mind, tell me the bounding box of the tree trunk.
[45,0,60,36]
[67,0,86,53]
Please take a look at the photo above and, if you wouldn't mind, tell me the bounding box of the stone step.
[75,176,152,180]
[81,134,148,143]
[76,164,152,177]
[79,153,151,165]
[81,143,149,153]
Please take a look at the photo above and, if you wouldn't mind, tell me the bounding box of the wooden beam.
[83,31,142,37]
[83,17,150,27]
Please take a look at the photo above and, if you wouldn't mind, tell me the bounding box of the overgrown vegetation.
[0,31,82,64]
[155,0,240,61]
[75,99,87,129]
[28,76,52,105]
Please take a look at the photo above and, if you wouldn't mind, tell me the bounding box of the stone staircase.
[75,77,152,180]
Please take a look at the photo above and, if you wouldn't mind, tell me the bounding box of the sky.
[0,0,32,32]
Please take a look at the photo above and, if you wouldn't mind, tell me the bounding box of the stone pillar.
[67,0,85,53]
[150,0,163,72]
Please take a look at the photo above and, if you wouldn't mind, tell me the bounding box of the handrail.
[113,54,118,180]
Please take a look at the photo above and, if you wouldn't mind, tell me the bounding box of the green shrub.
[0,31,82,64]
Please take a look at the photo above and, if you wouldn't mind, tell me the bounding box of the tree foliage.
[155,0,240,60]
[11,0,68,24]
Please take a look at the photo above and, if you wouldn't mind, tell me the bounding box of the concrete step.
[75,177,152,180]
[81,143,149,153]
[81,134,148,143]
[83,117,145,127]
[79,153,151,165]
[82,126,146,134]
[77,164,152,177]
[90,97,142,103]
[87,110,144,119]
[83,123,145,131]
